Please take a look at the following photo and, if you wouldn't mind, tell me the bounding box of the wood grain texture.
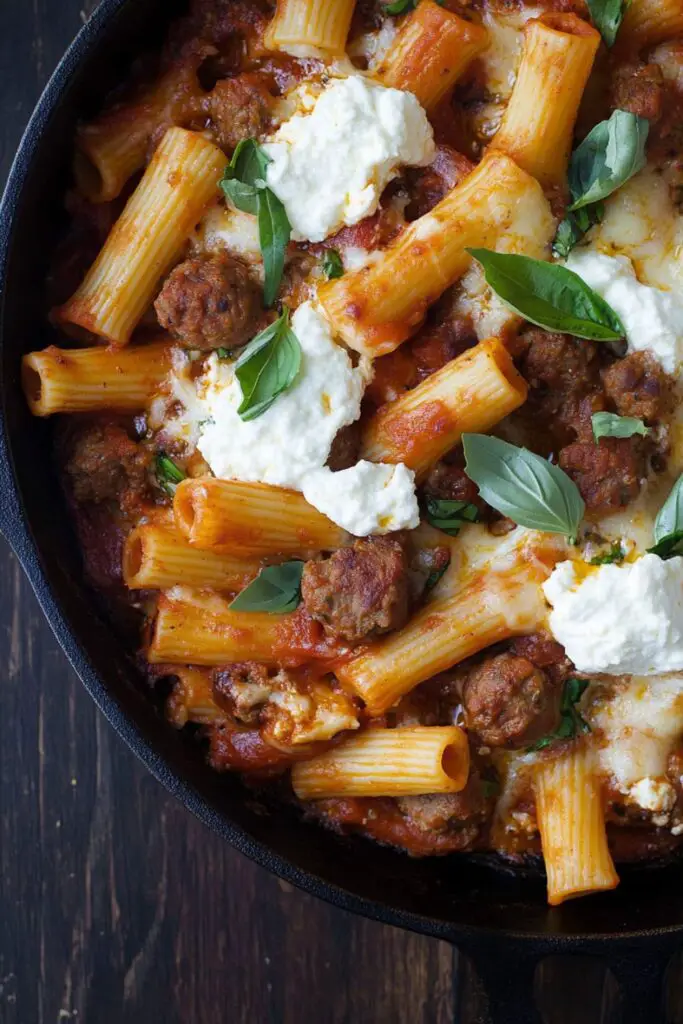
[0,2,676,1022]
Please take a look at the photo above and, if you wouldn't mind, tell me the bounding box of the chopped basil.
[216,347,234,360]
[568,110,649,212]
[424,497,479,536]
[322,249,344,280]
[552,203,604,259]
[220,138,292,307]
[591,411,649,441]
[230,560,305,613]
[528,678,591,752]
[424,555,451,594]
[155,454,186,496]
[235,307,302,421]
[586,0,628,47]
[481,778,500,799]
[649,475,683,559]
[589,540,625,566]
[466,249,624,341]
[384,0,444,12]
[462,434,585,539]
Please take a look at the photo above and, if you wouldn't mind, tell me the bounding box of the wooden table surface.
[1,3,682,1022]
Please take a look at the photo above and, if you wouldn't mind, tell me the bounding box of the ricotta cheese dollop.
[543,555,683,675]
[565,249,683,374]
[196,301,418,535]
[262,76,435,243]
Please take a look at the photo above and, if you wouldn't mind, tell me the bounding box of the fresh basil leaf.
[648,475,683,559]
[384,0,417,12]
[586,0,627,47]
[425,555,451,594]
[216,347,234,360]
[568,110,649,212]
[425,497,479,536]
[462,434,585,538]
[155,454,186,496]
[589,540,625,566]
[235,307,302,421]
[230,560,304,613]
[591,411,649,441]
[227,138,271,188]
[528,678,590,752]
[220,138,291,307]
[552,203,604,259]
[322,249,344,280]
[259,188,292,308]
[466,249,625,341]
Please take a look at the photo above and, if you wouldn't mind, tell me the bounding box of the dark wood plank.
[0,3,671,1022]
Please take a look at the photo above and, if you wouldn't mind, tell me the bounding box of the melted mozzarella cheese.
[544,555,683,675]
[262,76,435,242]
[591,675,683,789]
[565,249,683,374]
[196,204,263,267]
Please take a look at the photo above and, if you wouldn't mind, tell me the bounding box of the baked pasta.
[24,0,683,905]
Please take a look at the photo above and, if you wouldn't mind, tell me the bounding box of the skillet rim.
[1,0,683,952]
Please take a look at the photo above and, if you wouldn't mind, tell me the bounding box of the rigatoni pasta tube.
[149,591,336,666]
[376,1,488,110]
[619,0,683,49]
[58,128,227,346]
[74,59,204,203]
[488,15,600,188]
[21,340,172,416]
[123,525,262,590]
[174,478,349,557]
[535,746,618,905]
[317,153,551,357]
[292,726,470,799]
[166,668,223,728]
[337,566,548,715]
[264,0,356,56]
[361,338,527,479]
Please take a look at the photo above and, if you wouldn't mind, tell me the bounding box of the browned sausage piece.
[155,252,263,350]
[601,351,672,423]
[559,436,645,514]
[326,422,361,472]
[301,537,410,645]
[64,420,151,510]
[611,63,663,122]
[205,73,273,153]
[422,447,484,508]
[395,773,489,847]
[461,653,560,749]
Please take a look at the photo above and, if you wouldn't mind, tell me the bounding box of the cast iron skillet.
[1,2,682,1019]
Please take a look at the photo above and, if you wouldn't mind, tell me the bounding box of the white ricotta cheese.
[195,204,263,267]
[543,555,683,675]
[197,302,368,489]
[629,777,676,817]
[302,461,419,536]
[262,76,435,242]
[195,301,418,535]
[565,250,683,374]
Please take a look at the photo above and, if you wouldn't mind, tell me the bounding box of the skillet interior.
[2,0,683,948]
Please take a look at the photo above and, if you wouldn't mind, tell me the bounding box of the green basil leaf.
[462,434,585,537]
[235,307,302,421]
[227,138,271,188]
[216,347,235,360]
[481,778,500,799]
[220,178,260,216]
[591,411,649,441]
[552,203,604,259]
[425,555,451,594]
[568,110,649,212]
[155,454,186,496]
[384,0,417,12]
[589,540,625,566]
[528,678,590,751]
[425,497,479,536]
[230,560,305,613]
[259,187,292,308]
[466,248,625,341]
[322,248,344,280]
[648,475,683,559]
[586,0,627,47]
